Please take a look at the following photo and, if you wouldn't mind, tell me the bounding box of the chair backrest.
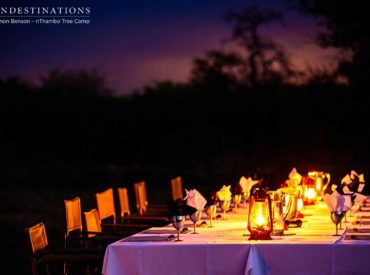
[117,187,130,217]
[84,208,102,237]
[134,181,148,215]
[64,197,83,237]
[171,176,183,201]
[27,222,48,254]
[96,188,116,224]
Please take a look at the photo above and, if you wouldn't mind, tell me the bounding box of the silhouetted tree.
[224,5,294,87]
[303,65,343,88]
[293,0,370,90]
[143,81,188,98]
[39,68,112,97]
[190,50,242,91]
[0,76,33,96]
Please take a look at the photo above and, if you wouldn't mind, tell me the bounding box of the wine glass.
[242,192,250,208]
[233,194,242,212]
[189,210,202,234]
[171,215,185,241]
[220,200,230,220]
[272,201,284,236]
[205,205,217,227]
[330,211,344,236]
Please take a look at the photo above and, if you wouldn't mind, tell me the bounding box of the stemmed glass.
[190,210,202,234]
[272,201,284,236]
[242,192,250,208]
[205,205,217,227]
[220,200,230,220]
[233,194,242,212]
[171,215,185,241]
[330,211,344,236]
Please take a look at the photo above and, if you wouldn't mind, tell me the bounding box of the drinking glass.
[171,215,185,241]
[189,210,202,234]
[205,205,217,227]
[233,194,242,212]
[330,211,344,236]
[242,192,250,208]
[272,201,284,236]
[220,200,230,220]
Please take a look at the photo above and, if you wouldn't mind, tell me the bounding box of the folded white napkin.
[324,191,348,212]
[341,174,352,185]
[216,185,232,201]
[350,170,359,180]
[342,170,365,193]
[239,176,259,194]
[343,195,352,210]
[288,167,302,186]
[185,189,207,211]
[342,185,353,194]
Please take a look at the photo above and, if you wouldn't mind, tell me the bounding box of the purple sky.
[0,0,334,95]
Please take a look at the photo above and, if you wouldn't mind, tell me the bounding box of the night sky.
[0,0,333,95]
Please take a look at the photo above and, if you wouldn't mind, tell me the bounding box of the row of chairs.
[26,177,184,275]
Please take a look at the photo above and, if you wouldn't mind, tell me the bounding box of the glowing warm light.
[297,198,303,211]
[284,195,289,204]
[306,188,316,200]
[256,205,267,226]
[247,188,273,240]
[302,175,318,205]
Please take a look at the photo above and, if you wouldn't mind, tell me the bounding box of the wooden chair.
[26,222,103,275]
[117,187,169,226]
[134,181,168,216]
[83,208,126,243]
[117,187,130,217]
[171,176,184,201]
[95,188,118,224]
[64,196,134,250]
[64,197,88,249]
[95,188,152,233]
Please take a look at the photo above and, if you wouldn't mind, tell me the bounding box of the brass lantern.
[302,175,317,205]
[307,171,330,200]
[248,188,273,240]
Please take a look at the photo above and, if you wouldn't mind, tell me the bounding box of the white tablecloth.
[103,200,370,275]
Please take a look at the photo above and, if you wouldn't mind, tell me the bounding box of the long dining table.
[102,198,370,275]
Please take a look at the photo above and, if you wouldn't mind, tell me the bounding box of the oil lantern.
[302,175,317,205]
[248,188,273,240]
